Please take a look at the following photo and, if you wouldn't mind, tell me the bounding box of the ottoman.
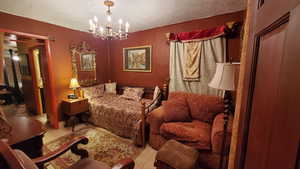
[154,140,199,169]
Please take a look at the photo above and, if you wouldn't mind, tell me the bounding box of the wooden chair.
[0,136,135,169]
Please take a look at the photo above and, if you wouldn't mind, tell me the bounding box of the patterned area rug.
[43,127,144,169]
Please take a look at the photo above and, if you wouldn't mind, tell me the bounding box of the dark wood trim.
[33,136,88,166]
[45,39,59,128]
[0,28,49,40]
[238,13,290,169]
[0,28,59,128]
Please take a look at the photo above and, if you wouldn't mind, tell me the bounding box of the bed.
[80,80,169,146]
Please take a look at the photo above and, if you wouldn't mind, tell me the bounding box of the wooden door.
[27,46,44,114]
[241,0,300,169]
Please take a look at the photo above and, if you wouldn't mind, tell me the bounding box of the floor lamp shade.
[208,63,237,91]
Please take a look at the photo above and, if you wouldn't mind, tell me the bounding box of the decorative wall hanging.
[123,45,151,72]
[70,41,97,84]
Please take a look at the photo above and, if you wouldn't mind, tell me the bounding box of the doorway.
[0,33,45,116]
[0,29,58,128]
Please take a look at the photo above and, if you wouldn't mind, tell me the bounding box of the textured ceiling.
[0,0,245,33]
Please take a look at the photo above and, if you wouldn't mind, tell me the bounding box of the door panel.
[242,0,300,169]
[245,22,288,169]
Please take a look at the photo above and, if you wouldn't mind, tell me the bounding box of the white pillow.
[105,82,117,94]
[153,86,161,101]
[148,86,161,111]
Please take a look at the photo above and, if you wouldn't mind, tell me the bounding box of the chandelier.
[88,0,129,40]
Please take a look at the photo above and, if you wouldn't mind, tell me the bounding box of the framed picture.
[123,45,151,72]
[80,53,96,71]
[19,53,31,76]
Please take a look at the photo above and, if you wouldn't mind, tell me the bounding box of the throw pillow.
[163,96,191,122]
[186,93,224,123]
[82,84,105,99]
[120,87,144,101]
[153,86,161,100]
[148,86,161,111]
[105,82,117,94]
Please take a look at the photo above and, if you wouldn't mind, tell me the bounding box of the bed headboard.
[111,79,170,100]
[80,79,170,100]
[79,79,99,87]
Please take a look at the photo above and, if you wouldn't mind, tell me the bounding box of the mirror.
[70,41,97,86]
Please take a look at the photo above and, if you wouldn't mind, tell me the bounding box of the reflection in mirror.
[70,41,97,86]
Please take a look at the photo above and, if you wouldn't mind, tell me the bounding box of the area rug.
[43,127,144,169]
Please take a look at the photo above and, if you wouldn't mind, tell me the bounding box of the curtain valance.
[168,25,226,42]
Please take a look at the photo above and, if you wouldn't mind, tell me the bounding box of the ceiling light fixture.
[88,0,129,40]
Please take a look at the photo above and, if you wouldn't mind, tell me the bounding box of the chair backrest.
[0,139,38,169]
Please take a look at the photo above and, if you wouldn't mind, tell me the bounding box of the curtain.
[169,36,226,96]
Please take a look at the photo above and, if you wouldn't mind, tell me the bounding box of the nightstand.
[61,98,89,131]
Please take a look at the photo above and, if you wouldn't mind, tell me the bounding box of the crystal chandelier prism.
[88,0,129,40]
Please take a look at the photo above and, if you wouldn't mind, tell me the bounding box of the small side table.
[61,98,89,131]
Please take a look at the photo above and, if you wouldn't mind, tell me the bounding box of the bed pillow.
[105,82,117,94]
[148,86,161,111]
[153,86,161,101]
[120,87,144,101]
[82,84,105,99]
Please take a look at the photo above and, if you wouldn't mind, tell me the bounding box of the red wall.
[0,12,108,120]
[110,11,244,88]
[0,10,244,125]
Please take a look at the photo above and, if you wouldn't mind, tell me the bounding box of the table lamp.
[69,78,80,99]
[208,63,238,169]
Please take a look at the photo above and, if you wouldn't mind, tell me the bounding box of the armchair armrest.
[147,106,166,134]
[112,158,135,169]
[33,136,89,166]
[211,113,233,154]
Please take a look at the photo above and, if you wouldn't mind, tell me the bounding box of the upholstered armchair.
[0,136,135,169]
[147,92,233,169]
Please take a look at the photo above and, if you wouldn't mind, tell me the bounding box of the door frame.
[0,28,58,128]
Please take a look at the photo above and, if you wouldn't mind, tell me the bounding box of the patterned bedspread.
[88,93,152,140]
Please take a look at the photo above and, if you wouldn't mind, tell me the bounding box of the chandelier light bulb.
[118,19,123,24]
[107,15,112,22]
[93,16,98,23]
[100,26,104,33]
[125,22,130,32]
[89,19,93,30]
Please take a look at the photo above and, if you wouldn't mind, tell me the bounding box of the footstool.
[154,140,199,169]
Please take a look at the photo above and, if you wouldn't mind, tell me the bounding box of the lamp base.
[219,90,234,169]
[68,94,78,99]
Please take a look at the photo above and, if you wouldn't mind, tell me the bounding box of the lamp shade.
[208,63,238,91]
[69,78,80,89]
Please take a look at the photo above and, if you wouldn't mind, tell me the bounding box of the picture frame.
[19,53,31,76]
[80,53,96,71]
[123,45,151,72]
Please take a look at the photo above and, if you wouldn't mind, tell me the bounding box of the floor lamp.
[208,63,238,169]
